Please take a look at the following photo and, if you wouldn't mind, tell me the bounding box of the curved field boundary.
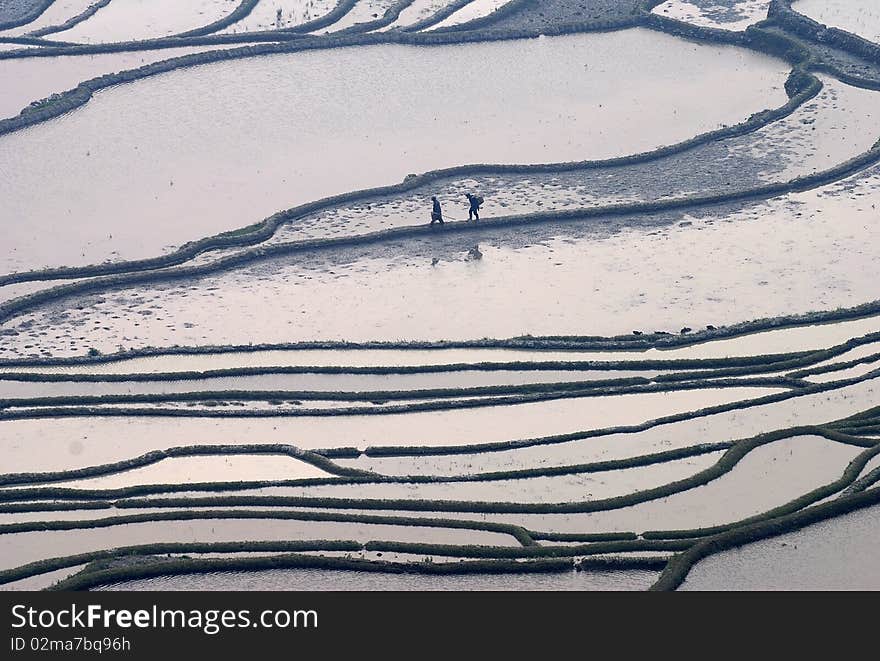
[0,540,362,586]
[359,380,878,458]
[4,359,846,406]
[5,368,876,457]
[7,323,880,371]
[0,351,825,379]
[0,441,733,491]
[650,484,880,590]
[51,553,662,591]
[827,408,880,435]
[7,435,875,588]
[401,0,476,32]
[425,0,535,34]
[1,372,870,471]
[835,425,880,437]
[0,444,375,487]
[645,11,751,45]
[0,374,830,421]
[0,508,537,546]
[0,373,802,415]
[174,0,262,39]
[4,537,686,589]
[3,427,863,524]
[47,555,575,591]
[18,138,880,332]
[24,129,880,338]
[0,36,38,45]
[21,0,353,42]
[0,443,375,488]
[809,61,880,91]
[0,64,820,287]
[533,531,639,543]
[789,350,880,379]
[26,0,113,38]
[281,0,359,34]
[640,441,880,539]
[769,0,880,66]
[0,377,654,406]
[89,426,875,514]
[0,0,55,31]
[16,101,880,343]
[844,465,880,494]
[8,539,663,586]
[358,538,687,559]
[0,0,814,60]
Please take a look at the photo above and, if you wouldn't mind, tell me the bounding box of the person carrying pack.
[465,193,484,221]
[430,196,444,225]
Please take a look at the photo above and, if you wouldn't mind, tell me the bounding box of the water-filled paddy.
[216,451,726,503]
[428,0,515,30]
[802,341,880,371]
[0,369,671,399]
[0,29,789,273]
[334,379,880,475]
[11,157,880,353]
[332,435,864,532]
[317,0,396,32]
[0,0,97,37]
[0,517,520,572]
[0,387,782,473]
[382,0,450,29]
[3,0,878,593]
[794,0,880,45]
[808,359,880,383]
[0,45,235,121]
[51,0,240,43]
[0,565,89,591]
[244,75,880,248]
[4,314,877,371]
[220,0,338,33]
[681,498,880,590]
[44,454,333,490]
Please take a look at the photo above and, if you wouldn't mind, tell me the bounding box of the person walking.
[465,193,483,221]
[430,196,444,225]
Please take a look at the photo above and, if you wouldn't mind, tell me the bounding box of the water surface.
[0,29,789,273]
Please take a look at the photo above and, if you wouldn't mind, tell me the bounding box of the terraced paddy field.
[1,0,879,592]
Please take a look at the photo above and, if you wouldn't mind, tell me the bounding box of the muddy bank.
[486,0,645,34]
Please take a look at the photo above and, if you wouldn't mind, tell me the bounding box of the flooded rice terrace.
[1,0,879,593]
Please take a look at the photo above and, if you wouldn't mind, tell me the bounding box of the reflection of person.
[430,196,444,225]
